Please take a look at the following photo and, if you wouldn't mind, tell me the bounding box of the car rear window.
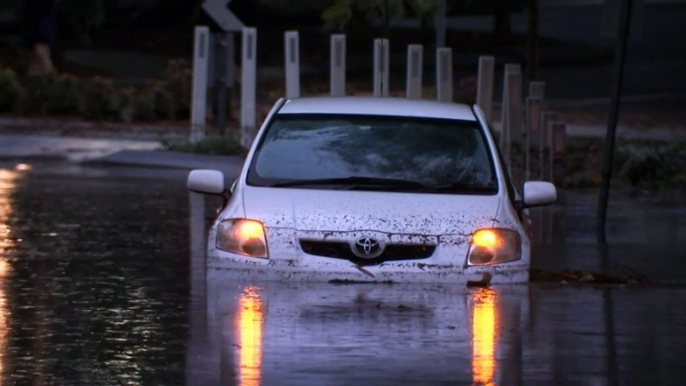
[246,113,497,193]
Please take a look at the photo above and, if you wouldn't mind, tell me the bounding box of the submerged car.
[187,97,557,284]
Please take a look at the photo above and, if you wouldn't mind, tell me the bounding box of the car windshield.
[246,113,498,194]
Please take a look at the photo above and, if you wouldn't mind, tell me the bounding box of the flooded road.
[1,161,686,385]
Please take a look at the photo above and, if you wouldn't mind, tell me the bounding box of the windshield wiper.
[270,176,427,189]
[427,182,497,193]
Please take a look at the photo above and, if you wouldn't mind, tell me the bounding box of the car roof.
[277,96,477,121]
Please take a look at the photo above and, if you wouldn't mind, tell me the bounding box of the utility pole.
[597,0,634,244]
[526,0,540,82]
[435,0,446,48]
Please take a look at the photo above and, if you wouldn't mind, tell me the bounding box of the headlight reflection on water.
[471,288,498,386]
[0,168,21,383]
[236,286,265,386]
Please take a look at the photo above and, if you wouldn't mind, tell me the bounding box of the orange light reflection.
[471,288,498,386]
[0,168,19,383]
[236,287,264,386]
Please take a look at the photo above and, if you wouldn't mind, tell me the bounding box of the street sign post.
[201,0,245,137]
[202,0,245,32]
[598,0,635,244]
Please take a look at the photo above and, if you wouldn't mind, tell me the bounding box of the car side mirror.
[522,181,557,208]
[187,169,225,196]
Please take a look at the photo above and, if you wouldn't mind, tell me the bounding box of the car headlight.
[467,228,521,266]
[216,219,268,258]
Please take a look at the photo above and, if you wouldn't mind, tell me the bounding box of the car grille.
[299,240,436,266]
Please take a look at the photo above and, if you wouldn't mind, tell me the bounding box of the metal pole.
[436,0,447,49]
[436,47,453,103]
[406,44,423,99]
[476,56,495,124]
[330,34,347,96]
[215,33,228,137]
[597,0,634,244]
[526,0,540,82]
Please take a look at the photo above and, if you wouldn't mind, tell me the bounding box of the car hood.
[241,186,500,235]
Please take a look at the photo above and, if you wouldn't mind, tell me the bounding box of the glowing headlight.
[216,219,268,258]
[467,228,521,266]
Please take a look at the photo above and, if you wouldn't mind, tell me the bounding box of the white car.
[187,97,556,284]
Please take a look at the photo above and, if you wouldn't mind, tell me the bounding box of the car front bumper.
[206,255,529,284]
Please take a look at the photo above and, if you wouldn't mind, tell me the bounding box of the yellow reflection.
[236,287,264,386]
[0,168,20,383]
[14,164,31,171]
[0,261,8,278]
[471,288,498,386]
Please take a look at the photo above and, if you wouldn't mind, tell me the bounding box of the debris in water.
[467,272,492,288]
[530,269,651,284]
[355,265,376,278]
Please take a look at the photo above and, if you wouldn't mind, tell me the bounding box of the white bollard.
[191,26,210,144]
[240,27,257,149]
[406,44,423,99]
[284,31,300,99]
[373,38,390,97]
[436,47,453,103]
[330,34,346,96]
[476,56,495,124]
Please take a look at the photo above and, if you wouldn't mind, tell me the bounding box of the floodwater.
[1,161,686,385]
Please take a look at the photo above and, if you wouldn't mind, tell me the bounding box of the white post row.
[191,26,210,144]
[284,31,300,99]
[241,27,257,149]
[406,44,423,99]
[476,56,495,124]
[436,47,453,102]
[330,34,346,96]
[373,38,390,97]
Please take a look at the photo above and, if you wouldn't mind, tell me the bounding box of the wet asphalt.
[0,161,685,385]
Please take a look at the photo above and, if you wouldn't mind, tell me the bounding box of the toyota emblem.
[352,237,383,259]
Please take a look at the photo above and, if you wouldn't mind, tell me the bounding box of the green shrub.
[21,73,55,114]
[116,86,136,122]
[132,91,156,122]
[45,74,80,115]
[147,80,174,120]
[81,77,120,120]
[617,140,686,190]
[162,59,192,120]
[0,68,22,113]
